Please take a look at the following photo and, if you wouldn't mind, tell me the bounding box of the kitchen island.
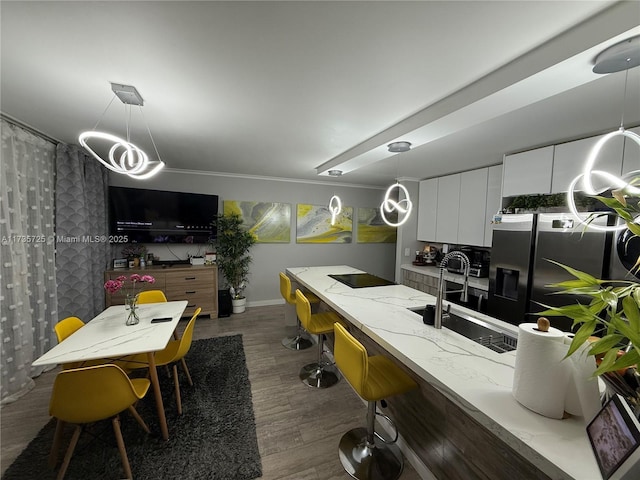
[287,265,601,480]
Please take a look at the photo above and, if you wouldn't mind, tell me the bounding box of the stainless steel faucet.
[434,251,470,329]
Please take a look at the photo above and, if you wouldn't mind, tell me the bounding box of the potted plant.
[210,213,256,314]
[537,173,640,412]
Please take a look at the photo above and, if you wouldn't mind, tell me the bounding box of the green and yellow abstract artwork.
[296,204,353,243]
[357,207,397,243]
[223,201,291,243]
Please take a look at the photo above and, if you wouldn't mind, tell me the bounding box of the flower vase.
[125,294,140,325]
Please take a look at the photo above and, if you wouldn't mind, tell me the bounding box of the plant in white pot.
[210,213,256,314]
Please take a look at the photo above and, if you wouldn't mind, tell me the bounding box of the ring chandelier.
[380,142,413,227]
[328,195,343,226]
[567,36,640,231]
[79,83,165,180]
[380,181,413,227]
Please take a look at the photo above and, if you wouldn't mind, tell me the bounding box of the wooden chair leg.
[127,405,150,434]
[180,358,193,386]
[49,419,66,468]
[172,364,182,415]
[112,416,132,480]
[56,425,82,480]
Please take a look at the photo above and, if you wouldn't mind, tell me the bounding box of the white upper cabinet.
[502,146,554,197]
[622,126,640,176]
[458,168,488,247]
[552,133,624,193]
[417,177,438,241]
[483,164,503,247]
[435,173,461,243]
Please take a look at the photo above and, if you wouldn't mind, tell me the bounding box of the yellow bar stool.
[279,272,317,351]
[295,289,341,388]
[334,322,418,480]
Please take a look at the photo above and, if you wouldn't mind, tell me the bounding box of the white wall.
[110,169,397,305]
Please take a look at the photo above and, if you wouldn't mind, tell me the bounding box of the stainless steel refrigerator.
[488,212,611,331]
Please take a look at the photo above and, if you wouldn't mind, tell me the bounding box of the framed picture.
[356,207,397,243]
[296,204,353,243]
[586,394,640,480]
[223,201,291,243]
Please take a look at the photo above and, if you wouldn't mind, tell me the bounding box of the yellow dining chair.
[48,364,151,480]
[54,317,134,371]
[333,322,418,480]
[54,317,87,370]
[136,289,178,340]
[279,272,318,350]
[137,289,168,304]
[54,317,85,343]
[124,307,201,415]
[295,289,342,389]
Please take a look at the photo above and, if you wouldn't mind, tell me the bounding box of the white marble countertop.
[287,265,600,480]
[401,263,489,291]
[33,301,188,366]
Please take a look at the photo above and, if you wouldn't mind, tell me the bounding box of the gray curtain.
[0,119,58,404]
[55,144,110,321]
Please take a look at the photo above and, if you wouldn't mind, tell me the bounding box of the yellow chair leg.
[180,358,193,386]
[127,405,150,434]
[56,425,82,480]
[49,419,65,468]
[112,416,132,480]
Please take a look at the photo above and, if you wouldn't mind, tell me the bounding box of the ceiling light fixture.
[328,195,342,226]
[387,141,412,153]
[326,170,343,224]
[79,82,165,179]
[380,182,413,227]
[381,142,413,227]
[567,35,640,231]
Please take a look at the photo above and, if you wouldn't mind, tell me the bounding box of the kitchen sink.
[409,308,518,353]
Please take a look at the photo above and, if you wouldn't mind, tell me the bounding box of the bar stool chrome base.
[338,427,404,480]
[299,362,339,388]
[281,334,314,350]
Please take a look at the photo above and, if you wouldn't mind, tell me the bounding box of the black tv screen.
[108,186,218,244]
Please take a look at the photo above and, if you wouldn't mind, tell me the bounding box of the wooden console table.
[104,264,218,318]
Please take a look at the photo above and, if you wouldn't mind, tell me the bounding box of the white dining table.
[33,300,188,441]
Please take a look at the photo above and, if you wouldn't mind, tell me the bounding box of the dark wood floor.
[0,305,421,479]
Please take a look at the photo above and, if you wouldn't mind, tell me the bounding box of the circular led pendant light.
[567,36,640,231]
[380,182,413,227]
[381,141,413,226]
[79,83,165,180]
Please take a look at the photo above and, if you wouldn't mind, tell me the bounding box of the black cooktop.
[328,273,395,289]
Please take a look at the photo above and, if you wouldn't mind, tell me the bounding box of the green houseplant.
[210,213,256,313]
[537,174,640,385]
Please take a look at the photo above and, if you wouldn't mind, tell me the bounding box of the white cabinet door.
[483,164,503,247]
[622,126,640,176]
[435,173,461,243]
[417,178,438,241]
[458,168,488,247]
[502,146,554,197]
[552,133,624,193]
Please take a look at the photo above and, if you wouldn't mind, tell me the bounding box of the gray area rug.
[2,335,262,479]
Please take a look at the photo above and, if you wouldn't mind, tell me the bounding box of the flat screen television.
[108,186,218,244]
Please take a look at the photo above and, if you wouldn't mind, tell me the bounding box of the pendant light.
[380,142,413,227]
[567,36,640,231]
[79,83,165,179]
[327,170,343,225]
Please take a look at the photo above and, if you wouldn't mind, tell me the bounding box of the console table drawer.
[165,269,214,286]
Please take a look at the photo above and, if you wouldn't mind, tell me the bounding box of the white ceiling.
[1,1,639,187]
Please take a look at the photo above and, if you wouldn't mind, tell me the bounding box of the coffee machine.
[469,249,490,278]
[413,245,438,266]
